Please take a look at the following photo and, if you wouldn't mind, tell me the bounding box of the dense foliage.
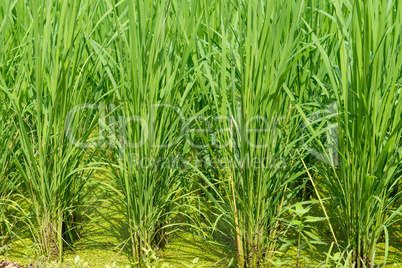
[0,0,401,267]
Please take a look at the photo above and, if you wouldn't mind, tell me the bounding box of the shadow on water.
[63,175,133,266]
[163,232,235,267]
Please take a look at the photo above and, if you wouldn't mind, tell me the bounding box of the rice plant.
[298,0,402,266]
[183,0,313,266]
[1,0,101,260]
[104,0,201,260]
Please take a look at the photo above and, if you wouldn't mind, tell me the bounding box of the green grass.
[0,0,402,267]
[295,1,402,266]
[1,172,401,267]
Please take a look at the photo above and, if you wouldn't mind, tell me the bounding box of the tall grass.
[185,0,310,266]
[103,0,201,260]
[0,0,401,266]
[299,0,402,266]
[1,0,102,259]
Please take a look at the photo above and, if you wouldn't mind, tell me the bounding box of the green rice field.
[0,0,401,267]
